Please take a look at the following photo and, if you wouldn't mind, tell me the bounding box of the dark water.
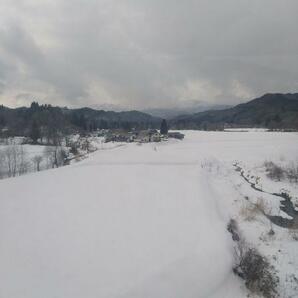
[234,163,298,229]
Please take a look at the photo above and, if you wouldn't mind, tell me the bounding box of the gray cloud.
[0,0,297,109]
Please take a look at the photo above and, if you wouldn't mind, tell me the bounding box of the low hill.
[171,93,298,130]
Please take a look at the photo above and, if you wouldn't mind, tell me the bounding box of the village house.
[104,129,135,143]
[104,129,183,143]
[104,129,162,143]
[134,129,161,143]
[168,132,185,140]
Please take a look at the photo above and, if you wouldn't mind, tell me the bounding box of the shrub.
[227,219,279,297]
[264,161,284,181]
[234,246,279,298]
[287,163,298,183]
[227,219,240,241]
[264,160,298,184]
[70,144,79,155]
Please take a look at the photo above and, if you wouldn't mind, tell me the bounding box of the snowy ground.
[1,131,298,298]
[0,135,106,177]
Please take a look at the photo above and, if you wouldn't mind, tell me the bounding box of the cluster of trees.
[0,142,28,178]
[0,132,101,180]
[70,113,152,132]
[0,102,161,141]
[0,106,6,127]
[0,139,68,179]
[0,115,170,180]
[171,119,224,131]
[0,102,71,144]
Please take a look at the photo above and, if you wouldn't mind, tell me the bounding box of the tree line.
[0,102,161,141]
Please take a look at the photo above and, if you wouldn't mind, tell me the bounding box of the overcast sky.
[0,0,297,109]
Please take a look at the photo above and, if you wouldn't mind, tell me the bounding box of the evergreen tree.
[30,121,41,144]
[99,120,108,129]
[0,116,6,127]
[160,119,168,135]
[30,101,40,112]
[79,114,87,130]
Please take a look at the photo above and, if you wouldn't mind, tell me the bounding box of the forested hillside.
[171,93,298,130]
[0,102,161,139]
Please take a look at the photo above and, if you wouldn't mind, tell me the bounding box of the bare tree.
[43,145,67,168]
[0,141,29,178]
[17,146,29,175]
[44,146,55,168]
[0,148,5,178]
[32,155,43,172]
[4,145,17,177]
[81,137,91,153]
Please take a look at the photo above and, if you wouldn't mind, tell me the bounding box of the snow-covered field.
[1,131,298,298]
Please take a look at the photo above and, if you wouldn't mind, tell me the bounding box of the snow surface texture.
[1,131,298,298]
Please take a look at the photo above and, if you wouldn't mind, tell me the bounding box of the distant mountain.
[144,104,231,119]
[2,93,297,138]
[0,103,161,137]
[170,93,298,130]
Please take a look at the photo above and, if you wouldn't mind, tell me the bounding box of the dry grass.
[289,220,298,241]
[240,198,266,221]
[289,229,298,241]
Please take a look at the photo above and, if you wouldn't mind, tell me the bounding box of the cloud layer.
[0,0,297,109]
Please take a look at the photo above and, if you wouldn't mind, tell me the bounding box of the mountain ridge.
[0,103,162,137]
[170,93,298,130]
[1,92,298,136]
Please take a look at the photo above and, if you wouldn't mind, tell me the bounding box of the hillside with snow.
[1,131,298,298]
